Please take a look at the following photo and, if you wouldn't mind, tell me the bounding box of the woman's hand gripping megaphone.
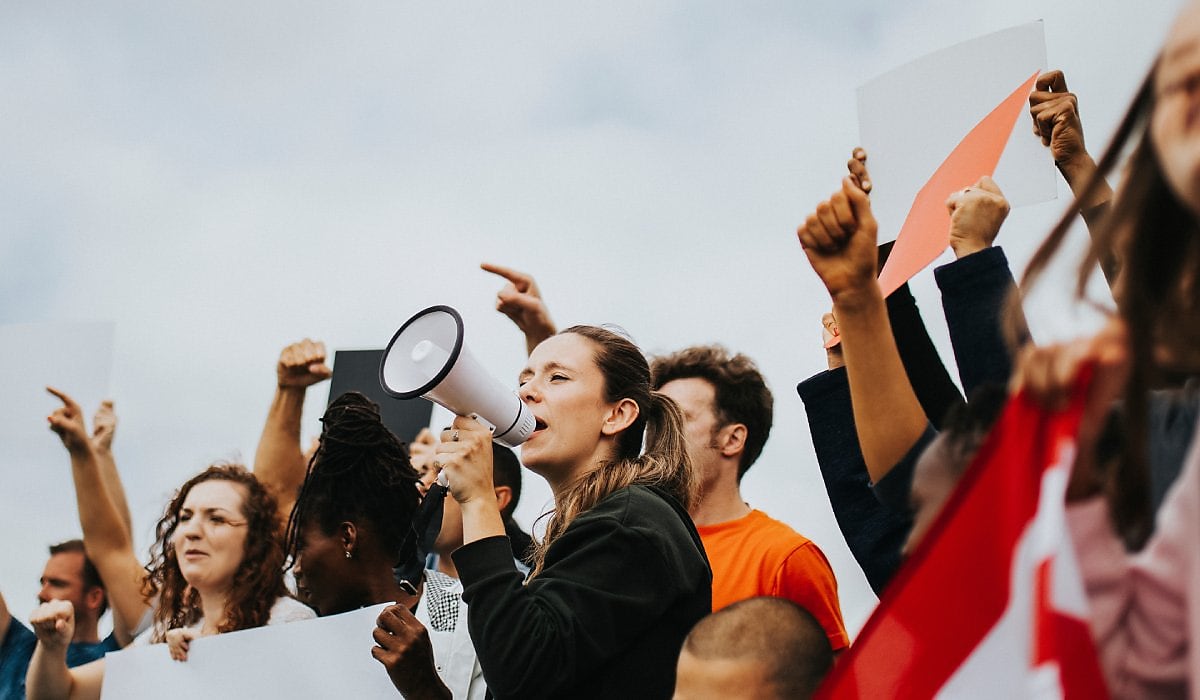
[434,415,507,542]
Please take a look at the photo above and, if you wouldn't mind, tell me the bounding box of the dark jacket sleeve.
[452,491,706,700]
[934,246,1029,396]
[871,423,938,512]
[1148,379,1200,512]
[887,283,964,430]
[797,367,912,595]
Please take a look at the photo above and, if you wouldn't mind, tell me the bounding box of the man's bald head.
[674,597,833,700]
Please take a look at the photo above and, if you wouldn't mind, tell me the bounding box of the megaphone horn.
[379,305,535,448]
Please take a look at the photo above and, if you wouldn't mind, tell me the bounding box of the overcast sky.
[1,1,1184,635]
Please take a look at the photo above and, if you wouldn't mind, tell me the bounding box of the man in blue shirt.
[0,540,120,698]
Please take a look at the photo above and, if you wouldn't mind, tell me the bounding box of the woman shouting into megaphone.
[434,325,712,700]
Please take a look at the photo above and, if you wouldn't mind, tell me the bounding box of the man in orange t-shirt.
[653,346,848,652]
[481,265,848,650]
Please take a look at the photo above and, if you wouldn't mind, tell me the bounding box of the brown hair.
[143,463,287,641]
[1020,60,1200,548]
[527,325,698,578]
[650,345,774,480]
[48,539,108,616]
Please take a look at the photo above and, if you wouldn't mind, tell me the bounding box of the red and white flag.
[818,381,1109,698]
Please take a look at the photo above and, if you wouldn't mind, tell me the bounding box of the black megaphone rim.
[378,304,465,400]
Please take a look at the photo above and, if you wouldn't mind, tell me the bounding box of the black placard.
[328,349,433,444]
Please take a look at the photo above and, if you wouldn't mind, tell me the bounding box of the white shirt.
[418,570,486,700]
[132,596,316,646]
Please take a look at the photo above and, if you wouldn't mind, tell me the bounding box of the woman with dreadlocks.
[285,391,485,700]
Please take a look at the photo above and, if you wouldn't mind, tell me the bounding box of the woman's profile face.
[518,333,619,479]
[292,520,356,616]
[172,479,250,594]
[1153,1,1200,214]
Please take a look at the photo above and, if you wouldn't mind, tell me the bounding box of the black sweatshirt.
[798,252,1019,593]
[452,485,711,700]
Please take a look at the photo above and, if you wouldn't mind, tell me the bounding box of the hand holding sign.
[372,603,450,699]
[1028,70,1088,168]
[946,177,1011,259]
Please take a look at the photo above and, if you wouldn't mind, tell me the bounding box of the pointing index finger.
[480,262,531,292]
[45,386,80,411]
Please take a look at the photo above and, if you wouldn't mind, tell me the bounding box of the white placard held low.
[103,603,399,698]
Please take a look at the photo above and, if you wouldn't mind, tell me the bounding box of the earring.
[344,550,352,559]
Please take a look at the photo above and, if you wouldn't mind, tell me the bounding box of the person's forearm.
[1058,154,1118,288]
[460,500,507,546]
[253,386,308,520]
[69,448,147,639]
[834,286,931,484]
[92,447,133,537]
[394,673,453,700]
[27,643,73,700]
[0,591,10,643]
[524,326,556,357]
[70,447,131,557]
[1058,154,1113,212]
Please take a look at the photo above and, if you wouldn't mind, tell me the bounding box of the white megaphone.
[379,305,535,448]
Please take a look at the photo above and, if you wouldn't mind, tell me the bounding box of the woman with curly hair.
[27,398,313,700]
[144,464,314,646]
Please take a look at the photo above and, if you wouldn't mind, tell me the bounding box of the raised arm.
[798,316,913,594]
[1029,70,1117,276]
[89,401,133,537]
[847,149,964,428]
[27,600,103,700]
[797,178,928,483]
[46,387,147,647]
[936,177,1030,393]
[481,263,557,356]
[252,339,331,525]
[0,590,10,646]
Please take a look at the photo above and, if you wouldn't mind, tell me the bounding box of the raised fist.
[277,338,332,388]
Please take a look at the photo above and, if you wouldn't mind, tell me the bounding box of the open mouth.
[531,417,548,437]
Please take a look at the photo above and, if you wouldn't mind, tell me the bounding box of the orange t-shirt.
[697,509,849,650]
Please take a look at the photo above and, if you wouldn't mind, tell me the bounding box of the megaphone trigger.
[467,413,495,432]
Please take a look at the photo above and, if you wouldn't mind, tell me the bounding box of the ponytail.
[643,391,699,511]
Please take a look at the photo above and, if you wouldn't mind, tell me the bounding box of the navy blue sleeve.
[871,423,938,512]
[934,247,1029,396]
[797,367,912,596]
[887,283,964,430]
[1148,379,1200,512]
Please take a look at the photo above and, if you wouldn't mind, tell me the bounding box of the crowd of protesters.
[6,3,1200,697]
